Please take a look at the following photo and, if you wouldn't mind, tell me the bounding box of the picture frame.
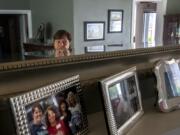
[100,67,143,135]
[84,21,105,41]
[154,58,180,112]
[108,9,123,33]
[10,75,88,135]
[85,45,105,53]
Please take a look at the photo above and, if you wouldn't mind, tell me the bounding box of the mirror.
[0,0,179,64]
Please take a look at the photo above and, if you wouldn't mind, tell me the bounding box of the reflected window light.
[143,12,157,48]
[109,83,122,100]
[116,83,122,96]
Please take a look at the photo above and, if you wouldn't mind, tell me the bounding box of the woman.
[67,92,83,134]
[30,103,48,135]
[53,30,72,58]
[59,100,73,135]
[46,106,70,135]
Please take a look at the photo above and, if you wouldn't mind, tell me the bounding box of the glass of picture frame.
[154,58,180,112]
[100,67,143,135]
[10,75,88,135]
[84,21,105,41]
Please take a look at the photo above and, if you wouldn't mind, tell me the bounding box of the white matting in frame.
[84,21,105,41]
[100,67,143,135]
[154,58,180,112]
[10,75,88,135]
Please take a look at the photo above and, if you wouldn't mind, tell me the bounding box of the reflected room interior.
[0,0,179,62]
[1,1,180,135]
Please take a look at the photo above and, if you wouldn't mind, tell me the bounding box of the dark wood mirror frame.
[0,45,180,72]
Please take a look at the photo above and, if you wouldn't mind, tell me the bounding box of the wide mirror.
[0,0,178,63]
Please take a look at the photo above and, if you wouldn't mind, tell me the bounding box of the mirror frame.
[0,45,180,72]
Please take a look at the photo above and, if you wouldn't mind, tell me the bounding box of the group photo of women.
[26,89,84,135]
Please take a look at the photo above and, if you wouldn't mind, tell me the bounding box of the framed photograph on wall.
[108,9,123,33]
[84,21,105,41]
[100,67,143,135]
[10,75,88,135]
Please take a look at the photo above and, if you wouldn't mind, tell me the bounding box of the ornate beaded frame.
[10,75,88,135]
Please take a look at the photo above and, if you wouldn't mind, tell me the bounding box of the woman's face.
[47,110,56,125]
[69,95,75,105]
[60,102,66,112]
[33,107,42,124]
[54,35,70,50]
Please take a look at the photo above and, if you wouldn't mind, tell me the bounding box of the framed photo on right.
[108,9,123,33]
[100,67,143,135]
[154,58,180,112]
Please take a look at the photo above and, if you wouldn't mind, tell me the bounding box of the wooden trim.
[0,45,180,72]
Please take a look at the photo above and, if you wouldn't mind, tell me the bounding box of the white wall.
[73,0,132,54]
[155,0,167,46]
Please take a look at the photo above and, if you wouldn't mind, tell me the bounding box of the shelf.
[23,43,54,52]
[88,100,180,135]
[23,42,54,59]
[88,111,108,135]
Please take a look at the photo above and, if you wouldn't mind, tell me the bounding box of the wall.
[155,0,167,46]
[0,0,30,9]
[135,2,144,48]
[29,0,74,42]
[73,0,132,54]
[166,0,180,14]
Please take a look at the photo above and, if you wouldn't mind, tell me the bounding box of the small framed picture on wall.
[108,9,123,33]
[84,21,105,41]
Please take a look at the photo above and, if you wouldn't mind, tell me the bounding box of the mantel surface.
[88,99,180,135]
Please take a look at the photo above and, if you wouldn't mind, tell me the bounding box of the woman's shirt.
[69,103,81,114]
[30,122,48,135]
[47,120,70,135]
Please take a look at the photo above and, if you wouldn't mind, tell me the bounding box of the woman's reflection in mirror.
[53,30,72,57]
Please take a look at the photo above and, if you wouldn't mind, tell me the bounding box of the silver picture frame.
[154,58,180,112]
[100,67,143,135]
[10,75,88,135]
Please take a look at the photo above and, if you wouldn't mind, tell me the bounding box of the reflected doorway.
[0,14,21,61]
[131,0,167,49]
[136,2,157,48]
[143,11,157,47]
[0,10,32,62]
